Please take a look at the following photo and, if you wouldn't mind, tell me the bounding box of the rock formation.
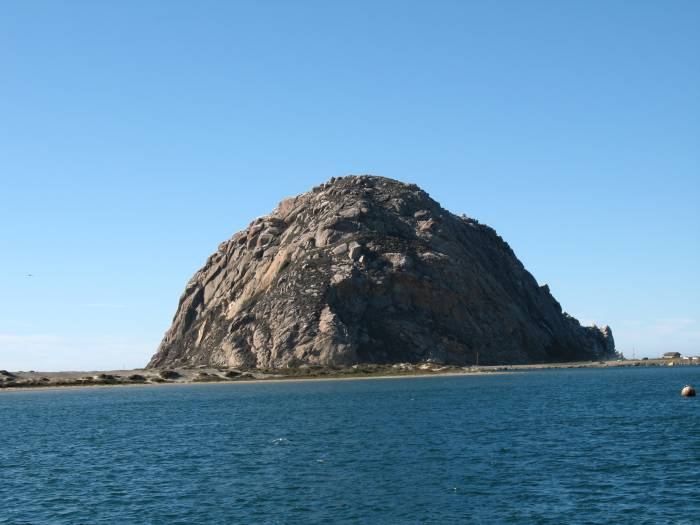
[148,175,615,369]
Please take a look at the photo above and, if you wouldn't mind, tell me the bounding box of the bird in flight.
[26,274,33,278]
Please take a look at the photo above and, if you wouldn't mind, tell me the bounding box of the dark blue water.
[2,367,699,524]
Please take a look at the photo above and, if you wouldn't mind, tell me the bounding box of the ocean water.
[2,367,699,524]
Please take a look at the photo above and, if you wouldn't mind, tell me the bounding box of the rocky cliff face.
[148,176,614,369]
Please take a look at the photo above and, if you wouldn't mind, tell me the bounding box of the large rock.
[148,175,615,368]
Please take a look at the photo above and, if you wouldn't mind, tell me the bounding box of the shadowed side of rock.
[148,175,615,369]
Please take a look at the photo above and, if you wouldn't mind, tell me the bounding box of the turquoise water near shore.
[2,367,699,524]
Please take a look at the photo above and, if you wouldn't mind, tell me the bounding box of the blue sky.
[1,1,698,370]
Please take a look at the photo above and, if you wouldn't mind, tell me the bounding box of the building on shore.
[662,352,681,359]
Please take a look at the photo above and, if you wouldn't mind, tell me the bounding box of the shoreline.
[0,369,499,393]
[1,358,697,393]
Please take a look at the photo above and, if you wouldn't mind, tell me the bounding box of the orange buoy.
[681,385,696,397]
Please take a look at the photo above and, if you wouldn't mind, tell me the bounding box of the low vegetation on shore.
[0,358,695,391]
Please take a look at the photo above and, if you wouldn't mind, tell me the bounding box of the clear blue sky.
[1,1,698,370]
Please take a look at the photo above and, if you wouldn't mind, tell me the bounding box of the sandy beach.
[1,358,695,392]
